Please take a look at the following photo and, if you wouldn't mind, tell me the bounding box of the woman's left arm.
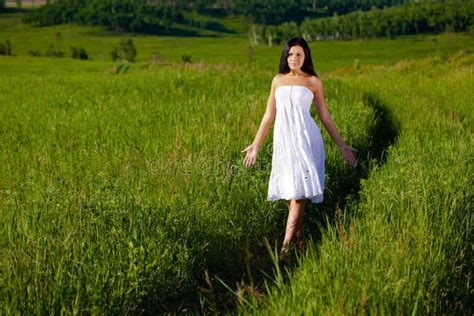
[311,77,358,167]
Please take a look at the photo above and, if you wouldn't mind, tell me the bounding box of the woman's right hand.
[339,143,358,167]
[241,144,259,168]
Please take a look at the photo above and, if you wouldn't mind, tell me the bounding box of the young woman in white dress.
[242,37,358,263]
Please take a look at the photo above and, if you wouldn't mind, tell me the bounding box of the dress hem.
[267,194,323,204]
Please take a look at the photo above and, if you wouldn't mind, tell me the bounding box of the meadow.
[0,11,473,314]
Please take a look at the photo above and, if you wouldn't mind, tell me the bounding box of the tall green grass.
[1,12,472,312]
[241,53,473,314]
[0,63,375,313]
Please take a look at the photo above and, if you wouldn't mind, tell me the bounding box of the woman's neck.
[288,69,304,76]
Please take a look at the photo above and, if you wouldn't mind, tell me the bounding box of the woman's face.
[287,45,305,71]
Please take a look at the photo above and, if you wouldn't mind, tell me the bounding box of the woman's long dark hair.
[279,37,318,77]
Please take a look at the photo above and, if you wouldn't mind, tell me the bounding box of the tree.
[264,25,279,46]
[248,23,264,46]
[278,21,299,41]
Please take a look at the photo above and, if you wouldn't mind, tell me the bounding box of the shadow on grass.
[131,22,239,37]
[198,21,237,34]
[81,24,238,38]
[304,91,400,243]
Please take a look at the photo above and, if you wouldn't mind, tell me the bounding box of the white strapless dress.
[267,85,325,203]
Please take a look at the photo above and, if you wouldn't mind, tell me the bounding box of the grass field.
[0,11,473,314]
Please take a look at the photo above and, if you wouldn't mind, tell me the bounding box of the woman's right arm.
[242,76,278,168]
[311,77,357,167]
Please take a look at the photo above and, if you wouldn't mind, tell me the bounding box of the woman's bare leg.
[283,199,306,246]
[286,200,304,236]
[295,203,306,251]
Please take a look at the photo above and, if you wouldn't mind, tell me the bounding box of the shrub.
[181,54,192,63]
[0,40,12,55]
[44,44,64,57]
[111,38,136,62]
[71,46,88,60]
[78,48,88,60]
[28,50,42,57]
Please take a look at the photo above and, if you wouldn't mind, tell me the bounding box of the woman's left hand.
[241,144,259,168]
[339,143,358,167]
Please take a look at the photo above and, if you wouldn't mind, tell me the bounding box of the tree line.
[250,0,473,45]
[23,0,184,32]
[21,0,430,32]
[16,0,473,39]
[229,0,411,24]
[152,0,426,21]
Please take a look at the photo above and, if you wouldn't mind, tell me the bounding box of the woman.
[242,37,357,263]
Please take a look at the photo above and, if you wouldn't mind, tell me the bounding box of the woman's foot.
[295,230,306,252]
[279,242,290,264]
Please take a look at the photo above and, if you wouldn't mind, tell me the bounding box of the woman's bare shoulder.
[273,73,284,81]
[272,74,284,86]
[308,75,322,85]
[308,75,323,92]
